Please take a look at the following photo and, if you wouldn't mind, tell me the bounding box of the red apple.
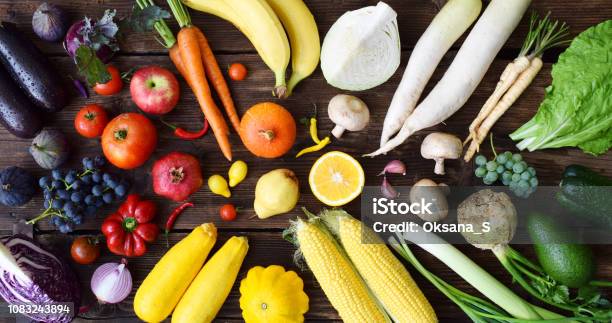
[130,66,180,115]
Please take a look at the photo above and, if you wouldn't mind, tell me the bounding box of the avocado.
[527,212,595,288]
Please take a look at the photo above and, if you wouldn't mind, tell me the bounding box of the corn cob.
[294,217,388,323]
[172,236,249,323]
[322,210,437,322]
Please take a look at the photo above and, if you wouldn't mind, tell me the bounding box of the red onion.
[381,176,399,199]
[90,259,132,304]
[379,159,406,176]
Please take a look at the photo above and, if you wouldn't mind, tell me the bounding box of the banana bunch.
[182,0,320,98]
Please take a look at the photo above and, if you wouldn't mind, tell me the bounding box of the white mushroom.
[409,178,448,222]
[420,132,462,175]
[327,94,370,138]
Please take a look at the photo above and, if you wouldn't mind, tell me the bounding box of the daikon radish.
[380,0,482,147]
[366,0,531,157]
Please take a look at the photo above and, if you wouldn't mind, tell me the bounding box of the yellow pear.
[254,169,299,219]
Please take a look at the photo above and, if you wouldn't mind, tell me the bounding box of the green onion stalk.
[389,230,589,322]
[492,245,612,322]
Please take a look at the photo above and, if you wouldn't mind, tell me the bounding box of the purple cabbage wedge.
[64,9,119,86]
[0,235,80,323]
[64,9,118,62]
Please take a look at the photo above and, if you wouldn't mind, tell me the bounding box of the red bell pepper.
[101,194,159,257]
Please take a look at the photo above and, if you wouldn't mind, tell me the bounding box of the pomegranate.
[152,152,203,201]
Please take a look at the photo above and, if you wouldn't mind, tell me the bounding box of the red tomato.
[228,63,247,81]
[74,104,109,138]
[70,236,100,265]
[220,204,237,221]
[94,65,124,96]
[101,113,157,169]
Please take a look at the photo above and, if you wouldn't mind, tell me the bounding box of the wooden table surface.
[0,0,611,322]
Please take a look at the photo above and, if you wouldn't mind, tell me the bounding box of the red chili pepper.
[164,202,193,248]
[161,118,209,140]
[165,202,194,234]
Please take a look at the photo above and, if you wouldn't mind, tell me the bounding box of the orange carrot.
[177,26,232,161]
[194,27,241,133]
[169,45,187,82]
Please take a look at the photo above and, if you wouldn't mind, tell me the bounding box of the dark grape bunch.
[28,156,130,233]
[474,151,538,198]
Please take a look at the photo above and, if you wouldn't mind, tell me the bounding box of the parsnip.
[464,57,543,160]
[463,13,570,161]
[466,56,531,141]
[367,0,531,157]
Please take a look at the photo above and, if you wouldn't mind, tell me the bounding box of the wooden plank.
[0,53,609,231]
[0,0,610,55]
[0,0,610,321]
[34,232,612,322]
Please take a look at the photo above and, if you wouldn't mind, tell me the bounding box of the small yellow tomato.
[228,160,248,187]
[208,175,231,198]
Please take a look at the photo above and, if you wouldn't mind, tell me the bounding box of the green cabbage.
[510,20,611,155]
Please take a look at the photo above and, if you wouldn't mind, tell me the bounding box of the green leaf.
[75,45,111,86]
[80,10,120,53]
[531,278,549,296]
[578,285,600,302]
[550,284,570,304]
[122,5,171,32]
[511,20,612,155]
[595,297,612,308]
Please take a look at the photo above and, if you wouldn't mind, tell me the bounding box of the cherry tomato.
[74,104,109,138]
[70,236,100,265]
[220,204,237,221]
[228,63,247,81]
[93,65,124,96]
[101,113,157,169]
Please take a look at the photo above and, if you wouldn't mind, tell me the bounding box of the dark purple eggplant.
[0,67,42,138]
[0,22,68,112]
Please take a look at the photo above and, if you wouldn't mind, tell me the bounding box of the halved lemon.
[309,151,365,206]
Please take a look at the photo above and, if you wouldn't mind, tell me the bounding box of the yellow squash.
[172,236,249,323]
[134,223,217,322]
[239,265,309,323]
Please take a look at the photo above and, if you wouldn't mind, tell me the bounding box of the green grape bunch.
[474,151,538,198]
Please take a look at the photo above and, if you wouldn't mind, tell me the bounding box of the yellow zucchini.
[134,223,217,322]
[172,236,249,323]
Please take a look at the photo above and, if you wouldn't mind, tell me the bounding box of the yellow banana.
[182,0,290,97]
[181,0,251,36]
[266,0,320,97]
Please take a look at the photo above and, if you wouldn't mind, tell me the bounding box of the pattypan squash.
[239,265,309,323]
